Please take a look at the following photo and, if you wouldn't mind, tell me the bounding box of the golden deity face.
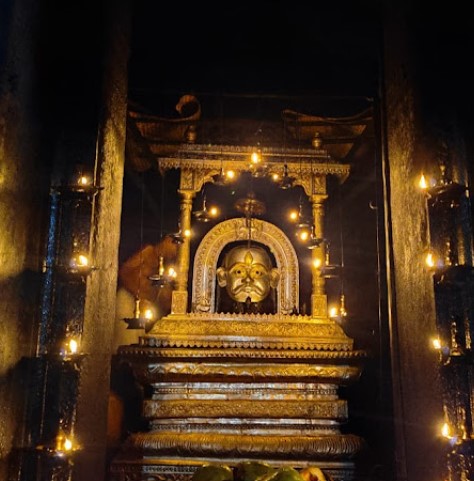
[216,246,279,303]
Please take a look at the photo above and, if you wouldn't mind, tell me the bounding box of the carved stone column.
[171,189,195,314]
[311,193,328,318]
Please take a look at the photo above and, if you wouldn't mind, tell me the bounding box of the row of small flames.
[420,172,470,446]
[44,170,462,459]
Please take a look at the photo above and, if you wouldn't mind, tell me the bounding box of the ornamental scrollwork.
[128,431,364,459]
[142,399,347,420]
[145,362,360,381]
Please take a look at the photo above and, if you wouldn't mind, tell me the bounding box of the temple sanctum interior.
[1,2,474,481]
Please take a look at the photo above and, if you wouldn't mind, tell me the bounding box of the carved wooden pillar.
[297,171,329,319]
[171,169,197,314]
[311,193,328,318]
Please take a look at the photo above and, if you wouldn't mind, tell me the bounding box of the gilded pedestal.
[110,313,366,481]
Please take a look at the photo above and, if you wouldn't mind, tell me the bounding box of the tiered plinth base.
[110,313,367,481]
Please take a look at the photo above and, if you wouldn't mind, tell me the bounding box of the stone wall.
[0,1,51,479]
[0,1,130,479]
[381,4,472,480]
[73,0,130,479]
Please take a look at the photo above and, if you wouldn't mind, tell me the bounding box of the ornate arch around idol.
[191,218,299,315]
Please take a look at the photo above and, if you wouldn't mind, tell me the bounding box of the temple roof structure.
[125,94,373,173]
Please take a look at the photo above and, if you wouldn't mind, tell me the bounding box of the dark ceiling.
[127,0,382,109]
